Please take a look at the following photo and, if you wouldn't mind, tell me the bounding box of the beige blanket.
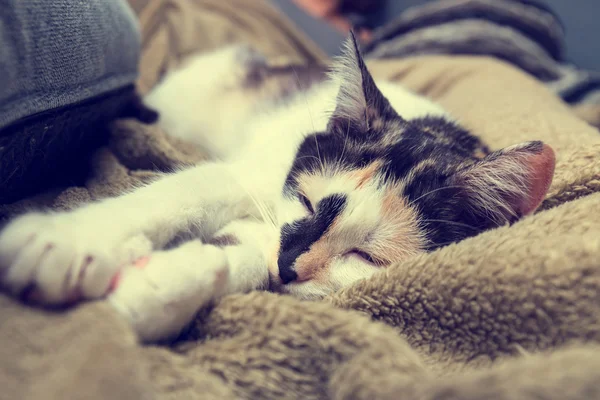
[2,1,600,399]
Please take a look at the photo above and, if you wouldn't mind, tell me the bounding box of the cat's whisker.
[407,185,464,208]
[294,155,324,164]
[337,113,351,168]
[233,177,277,229]
[259,200,278,229]
[315,136,325,175]
[426,240,460,248]
[419,219,480,231]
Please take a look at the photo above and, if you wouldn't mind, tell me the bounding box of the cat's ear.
[454,141,555,223]
[327,31,400,136]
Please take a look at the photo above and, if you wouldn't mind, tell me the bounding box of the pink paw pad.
[107,256,151,293]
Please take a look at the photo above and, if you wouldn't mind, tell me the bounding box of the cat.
[0,33,555,342]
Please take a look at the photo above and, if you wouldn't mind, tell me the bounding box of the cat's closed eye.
[346,249,381,266]
[299,193,314,214]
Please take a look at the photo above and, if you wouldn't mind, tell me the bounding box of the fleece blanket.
[2,0,600,399]
[365,0,600,107]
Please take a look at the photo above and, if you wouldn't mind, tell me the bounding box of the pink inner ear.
[518,144,556,216]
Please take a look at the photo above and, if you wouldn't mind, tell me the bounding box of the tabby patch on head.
[271,32,555,299]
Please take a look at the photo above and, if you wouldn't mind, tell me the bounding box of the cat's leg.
[107,240,230,342]
[145,44,269,160]
[0,162,255,306]
[107,219,274,342]
[207,218,275,295]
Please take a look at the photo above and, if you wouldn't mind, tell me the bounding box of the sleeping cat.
[0,34,555,342]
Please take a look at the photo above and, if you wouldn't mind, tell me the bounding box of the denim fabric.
[0,0,140,129]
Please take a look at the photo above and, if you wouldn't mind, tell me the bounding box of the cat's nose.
[279,267,298,284]
[278,249,300,284]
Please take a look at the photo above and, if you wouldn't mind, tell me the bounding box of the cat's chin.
[267,272,302,295]
[267,272,333,301]
[267,272,283,293]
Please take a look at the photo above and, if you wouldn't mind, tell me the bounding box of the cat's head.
[268,33,555,299]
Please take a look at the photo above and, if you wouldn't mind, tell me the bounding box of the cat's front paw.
[0,212,148,305]
[108,241,229,342]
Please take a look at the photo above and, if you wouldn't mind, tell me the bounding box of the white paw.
[107,241,229,342]
[0,212,149,305]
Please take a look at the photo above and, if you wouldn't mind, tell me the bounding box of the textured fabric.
[1,0,600,399]
[0,86,153,205]
[365,0,600,106]
[573,104,600,130]
[0,0,141,129]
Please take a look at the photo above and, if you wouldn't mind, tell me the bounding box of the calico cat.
[0,34,555,342]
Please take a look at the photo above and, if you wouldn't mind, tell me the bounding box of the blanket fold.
[365,0,600,106]
[1,0,600,399]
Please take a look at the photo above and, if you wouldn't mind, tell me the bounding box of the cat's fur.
[0,34,555,342]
